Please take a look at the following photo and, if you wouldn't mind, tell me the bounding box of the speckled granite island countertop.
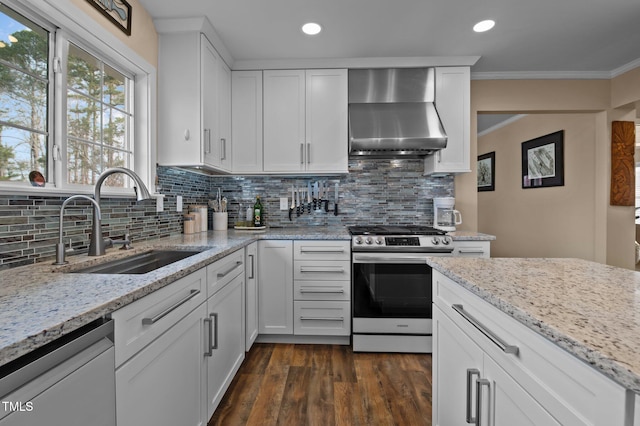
[0,227,350,367]
[426,257,640,393]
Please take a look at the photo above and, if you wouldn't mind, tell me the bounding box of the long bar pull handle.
[211,313,219,349]
[204,317,213,357]
[300,289,345,294]
[458,249,486,254]
[220,138,227,160]
[299,247,346,253]
[307,142,311,164]
[248,254,255,279]
[204,129,211,154]
[466,368,480,423]
[142,289,200,325]
[300,316,344,321]
[299,267,345,273]
[217,261,243,278]
[452,304,519,355]
[476,378,490,426]
[300,143,304,165]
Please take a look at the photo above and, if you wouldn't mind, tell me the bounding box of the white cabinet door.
[217,58,232,171]
[432,305,484,426]
[232,71,263,173]
[245,242,259,350]
[424,67,471,175]
[205,274,245,419]
[116,304,206,426]
[484,356,560,426]
[201,35,219,168]
[305,69,348,173]
[258,240,294,334]
[263,70,306,172]
[263,69,348,174]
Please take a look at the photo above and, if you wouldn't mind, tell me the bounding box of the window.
[0,4,50,182]
[0,1,153,194]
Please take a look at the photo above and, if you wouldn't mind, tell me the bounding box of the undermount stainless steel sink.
[70,249,203,274]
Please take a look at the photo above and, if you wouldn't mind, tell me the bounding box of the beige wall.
[69,0,158,67]
[478,114,597,259]
[465,76,638,269]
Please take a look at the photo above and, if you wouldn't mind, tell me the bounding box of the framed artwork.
[477,151,495,192]
[521,130,564,189]
[86,0,132,36]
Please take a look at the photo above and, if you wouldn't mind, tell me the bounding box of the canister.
[183,213,196,234]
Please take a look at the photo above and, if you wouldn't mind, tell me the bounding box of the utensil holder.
[213,212,228,231]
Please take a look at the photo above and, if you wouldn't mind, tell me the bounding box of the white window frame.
[0,0,156,197]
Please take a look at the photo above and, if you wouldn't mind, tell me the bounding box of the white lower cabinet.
[115,303,207,426]
[433,270,630,426]
[204,272,245,419]
[245,242,259,350]
[258,240,294,334]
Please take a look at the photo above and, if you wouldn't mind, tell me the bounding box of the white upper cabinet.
[157,32,231,173]
[424,67,471,176]
[263,69,348,174]
[231,71,263,173]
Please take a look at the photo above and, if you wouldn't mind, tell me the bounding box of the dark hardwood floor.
[208,343,433,426]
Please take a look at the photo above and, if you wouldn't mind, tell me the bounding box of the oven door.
[352,252,446,319]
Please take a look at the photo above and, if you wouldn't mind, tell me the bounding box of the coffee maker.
[433,197,462,231]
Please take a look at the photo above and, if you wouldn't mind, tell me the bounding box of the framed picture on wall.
[477,151,495,191]
[521,130,564,189]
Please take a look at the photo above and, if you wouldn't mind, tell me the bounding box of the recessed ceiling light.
[473,20,495,33]
[301,22,322,36]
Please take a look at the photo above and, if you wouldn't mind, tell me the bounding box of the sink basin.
[70,249,203,274]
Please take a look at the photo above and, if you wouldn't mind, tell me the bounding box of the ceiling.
[138,0,640,77]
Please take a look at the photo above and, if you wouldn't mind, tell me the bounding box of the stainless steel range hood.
[348,68,447,158]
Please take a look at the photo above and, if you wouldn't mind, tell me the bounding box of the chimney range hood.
[348,68,447,158]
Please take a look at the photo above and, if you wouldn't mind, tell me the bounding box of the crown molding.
[471,70,612,80]
[232,56,480,71]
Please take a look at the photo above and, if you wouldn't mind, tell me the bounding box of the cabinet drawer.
[294,280,350,301]
[453,241,490,258]
[294,260,350,281]
[293,301,350,336]
[207,249,244,297]
[434,271,627,426]
[112,268,206,367]
[293,241,350,261]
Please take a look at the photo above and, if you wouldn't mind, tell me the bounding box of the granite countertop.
[427,257,640,393]
[447,231,496,241]
[0,227,350,367]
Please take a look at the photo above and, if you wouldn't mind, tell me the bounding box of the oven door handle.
[352,255,432,264]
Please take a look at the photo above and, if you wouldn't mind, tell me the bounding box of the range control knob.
[431,237,440,245]
[375,237,384,245]
[442,237,451,245]
[354,236,363,245]
[365,237,373,245]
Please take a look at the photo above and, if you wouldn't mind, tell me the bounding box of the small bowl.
[28,171,45,187]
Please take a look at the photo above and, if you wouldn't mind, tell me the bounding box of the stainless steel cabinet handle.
[300,289,345,294]
[299,247,345,253]
[299,266,345,273]
[476,378,490,426]
[210,312,218,350]
[204,129,211,154]
[300,143,304,164]
[142,289,200,325]
[300,316,344,321]
[452,304,519,355]
[248,254,255,279]
[217,261,243,278]
[458,249,486,254]
[220,138,227,160]
[466,368,480,423]
[204,317,213,357]
[306,142,311,164]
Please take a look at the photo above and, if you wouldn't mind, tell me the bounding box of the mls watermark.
[2,401,34,412]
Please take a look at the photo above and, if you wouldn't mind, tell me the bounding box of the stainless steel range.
[349,225,455,353]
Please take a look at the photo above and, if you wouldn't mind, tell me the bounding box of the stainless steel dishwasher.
[0,318,115,426]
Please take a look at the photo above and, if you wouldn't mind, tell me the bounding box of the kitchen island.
[428,257,640,425]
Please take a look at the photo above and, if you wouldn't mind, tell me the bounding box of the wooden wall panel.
[610,121,635,206]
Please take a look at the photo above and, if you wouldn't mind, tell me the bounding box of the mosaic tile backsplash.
[0,159,453,269]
